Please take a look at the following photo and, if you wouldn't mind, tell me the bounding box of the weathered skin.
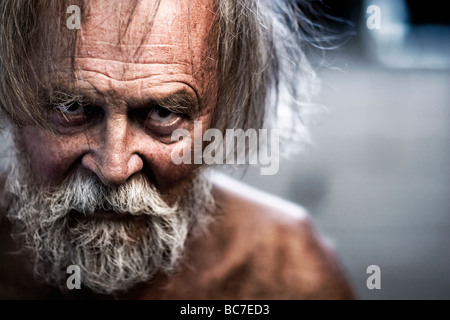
[0,0,354,299]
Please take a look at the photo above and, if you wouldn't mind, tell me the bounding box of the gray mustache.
[43,171,179,217]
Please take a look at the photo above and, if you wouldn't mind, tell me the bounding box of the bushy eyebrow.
[38,83,95,110]
[46,89,90,106]
[149,90,201,116]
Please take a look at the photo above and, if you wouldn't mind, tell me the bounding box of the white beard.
[3,148,214,295]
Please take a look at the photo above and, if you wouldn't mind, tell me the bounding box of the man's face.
[5,0,217,294]
[18,0,216,192]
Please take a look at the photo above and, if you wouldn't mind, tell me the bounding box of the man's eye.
[149,106,177,123]
[49,100,100,131]
[57,101,84,115]
[134,105,185,137]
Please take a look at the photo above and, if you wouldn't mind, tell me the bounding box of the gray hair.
[214,1,321,145]
[0,0,322,149]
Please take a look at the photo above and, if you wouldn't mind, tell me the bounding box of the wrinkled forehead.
[34,0,217,87]
[77,0,215,66]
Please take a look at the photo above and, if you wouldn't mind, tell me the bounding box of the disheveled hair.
[0,0,326,152]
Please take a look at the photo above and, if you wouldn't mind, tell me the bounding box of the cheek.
[18,128,85,186]
[147,141,200,193]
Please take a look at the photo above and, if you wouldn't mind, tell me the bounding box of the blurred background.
[239,0,450,299]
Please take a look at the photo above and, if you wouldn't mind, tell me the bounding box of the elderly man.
[0,0,353,299]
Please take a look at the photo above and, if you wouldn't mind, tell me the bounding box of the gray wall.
[240,53,450,300]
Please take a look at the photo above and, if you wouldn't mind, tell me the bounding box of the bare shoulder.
[207,173,355,299]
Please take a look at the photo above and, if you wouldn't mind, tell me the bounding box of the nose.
[81,117,144,187]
